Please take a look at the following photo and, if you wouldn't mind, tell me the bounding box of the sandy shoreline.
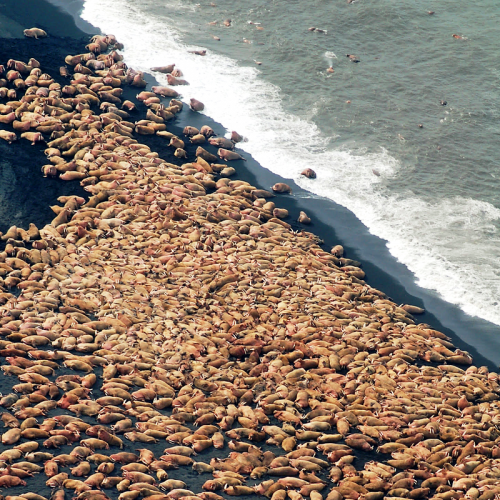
[1,0,499,369]
[1,3,500,500]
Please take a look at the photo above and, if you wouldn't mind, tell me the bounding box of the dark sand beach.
[0,2,500,500]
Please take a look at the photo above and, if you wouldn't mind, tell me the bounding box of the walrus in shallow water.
[190,99,205,112]
[167,74,189,86]
[24,28,47,39]
[150,64,175,74]
[231,131,245,143]
[301,168,316,179]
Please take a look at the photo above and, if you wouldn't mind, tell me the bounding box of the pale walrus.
[150,64,175,74]
[24,28,48,39]
[0,130,17,143]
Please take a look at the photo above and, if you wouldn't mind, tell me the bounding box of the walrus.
[190,134,206,144]
[151,86,179,98]
[273,208,289,219]
[151,131,173,143]
[208,137,234,150]
[167,74,189,86]
[150,64,175,74]
[231,131,245,143]
[58,171,86,181]
[220,167,236,177]
[12,120,32,132]
[7,59,31,73]
[130,73,147,88]
[200,125,215,138]
[174,148,187,158]
[190,99,205,112]
[189,49,207,56]
[24,28,47,39]
[301,168,316,179]
[251,189,274,199]
[0,112,15,124]
[135,124,155,135]
[196,146,218,163]
[297,211,311,224]
[20,132,44,145]
[0,130,17,143]
[183,126,200,136]
[122,100,136,111]
[41,165,58,177]
[6,69,21,81]
[218,148,245,161]
[171,99,183,110]
[169,137,185,149]
[272,183,292,194]
[401,304,425,315]
[331,244,344,257]
[136,91,156,101]
[86,59,106,70]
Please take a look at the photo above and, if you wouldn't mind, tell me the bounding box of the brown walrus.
[190,99,205,112]
[301,168,316,179]
[150,64,175,74]
[272,183,292,194]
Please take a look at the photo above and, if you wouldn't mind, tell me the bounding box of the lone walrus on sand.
[24,28,47,39]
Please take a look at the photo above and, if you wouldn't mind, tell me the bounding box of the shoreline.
[2,0,500,369]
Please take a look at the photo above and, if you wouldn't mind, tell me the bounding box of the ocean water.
[80,0,500,326]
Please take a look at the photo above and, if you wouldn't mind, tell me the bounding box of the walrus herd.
[0,32,499,500]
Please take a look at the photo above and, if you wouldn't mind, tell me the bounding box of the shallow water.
[78,0,500,326]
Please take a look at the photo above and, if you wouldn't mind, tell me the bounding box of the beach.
[0,1,500,500]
